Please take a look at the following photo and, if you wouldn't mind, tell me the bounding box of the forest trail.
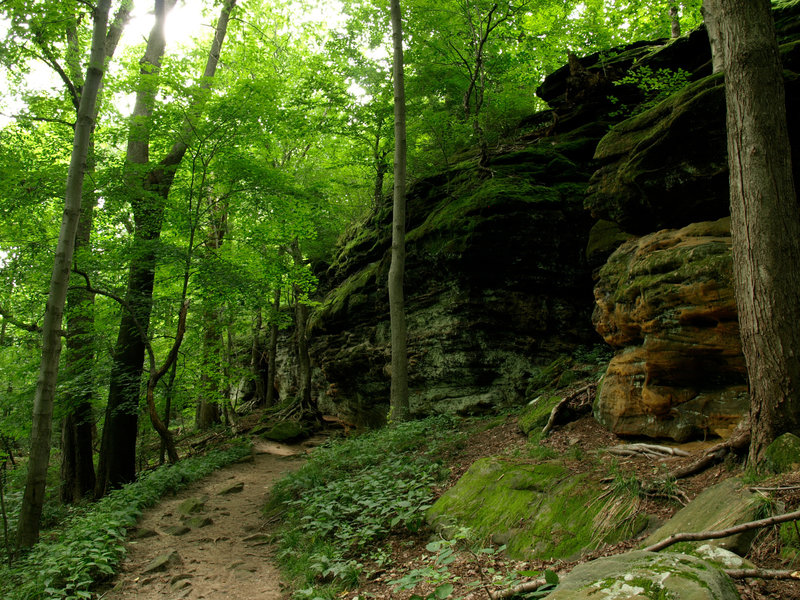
[103,439,310,600]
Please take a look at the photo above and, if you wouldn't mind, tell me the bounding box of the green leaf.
[434,583,454,598]
[544,570,559,585]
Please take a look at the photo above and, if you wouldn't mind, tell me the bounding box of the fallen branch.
[643,507,800,552]
[488,578,547,599]
[724,568,800,580]
[749,485,800,493]
[541,397,568,436]
[607,443,690,458]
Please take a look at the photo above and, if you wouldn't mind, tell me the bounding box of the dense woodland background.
[2,0,800,597]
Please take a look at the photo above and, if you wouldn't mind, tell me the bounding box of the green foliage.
[0,441,251,600]
[269,415,464,598]
[609,65,692,117]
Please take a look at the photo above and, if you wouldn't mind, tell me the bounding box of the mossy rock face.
[260,420,307,442]
[763,432,800,474]
[427,457,646,560]
[592,218,748,441]
[518,396,562,437]
[543,550,740,600]
[643,478,758,556]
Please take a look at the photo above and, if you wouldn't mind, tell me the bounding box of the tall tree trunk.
[16,0,113,549]
[60,162,97,504]
[250,308,266,405]
[196,198,227,430]
[266,287,281,407]
[96,0,236,495]
[703,0,800,464]
[669,6,681,38]
[702,2,725,73]
[388,0,410,422]
[59,0,131,506]
[159,361,178,465]
[290,240,318,420]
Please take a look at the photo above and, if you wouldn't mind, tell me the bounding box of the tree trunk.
[266,287,281,407]
[159,361,178,465]
[388,0,410,423]
[702,2,725,73]
[96,0,236,495]
[196,199,227,431]
[290,240,318,420]
[250,308,266,405]
[16,0,113,549]
[669,6,681,38]
[60,1,131,504]
[60,160,97,504]
[703,0,800,464]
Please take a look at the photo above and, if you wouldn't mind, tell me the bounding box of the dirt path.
[103,439,308,600]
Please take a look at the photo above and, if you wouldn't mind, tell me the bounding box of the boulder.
[177,497,206,515]
[427,457,646,560]
[218,482,245,495]
[592,218,748,441]
[260,420,306,442]
[142,551,182,574]
[543,550,739,600]
[763,433,800,474]
[643,478,759,556]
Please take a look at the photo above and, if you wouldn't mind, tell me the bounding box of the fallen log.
[488,577,547,599]
[607,443,690,458]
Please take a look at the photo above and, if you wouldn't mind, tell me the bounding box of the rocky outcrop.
[310,137,599,425]
[585,11,800,235]
[427,457,646,560]
[592,218,747,441]
[643,478,760,556]
[543,550,740,600]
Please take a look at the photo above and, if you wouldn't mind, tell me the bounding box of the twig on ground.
[724,568,800,580]
[643,508,800,552]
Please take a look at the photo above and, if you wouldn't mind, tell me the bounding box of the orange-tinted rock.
[593,218,747,441]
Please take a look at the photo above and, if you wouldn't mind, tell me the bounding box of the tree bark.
[290,240,318,420]
[16,0,112,549]
[59,0,132,507]
[702,2,725,73]
[266,287,281,407]
[703,0,800,465]
[388,0,410,422]
[250,308,266,405]
[96,0,236,495]
[669,6,681,38]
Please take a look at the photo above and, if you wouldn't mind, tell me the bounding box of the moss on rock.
[764,432,800,474]
[427,457,646,560]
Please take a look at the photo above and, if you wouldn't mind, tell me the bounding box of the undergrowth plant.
[269,415,464,600]
[0,440,250,600]
[608,65,691,118]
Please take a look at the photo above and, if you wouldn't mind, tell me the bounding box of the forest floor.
[99,410,800,600]
[100,437,313,600]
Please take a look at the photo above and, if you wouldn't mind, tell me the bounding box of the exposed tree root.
[607,443,690,458]
[542,383,596,435]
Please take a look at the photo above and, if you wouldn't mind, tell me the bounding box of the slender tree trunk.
[196,198,227,430]
[266,287,281,407]
[669,6,681,38]
[703,0,800,464]
[250,308,266,405]
[60,178,97,504]
[702,2,725,73]
[16,0,112,549]
[159,361,177,465]
[96,0,236,495]
[388,0,410,422]
[290,240,318,420]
